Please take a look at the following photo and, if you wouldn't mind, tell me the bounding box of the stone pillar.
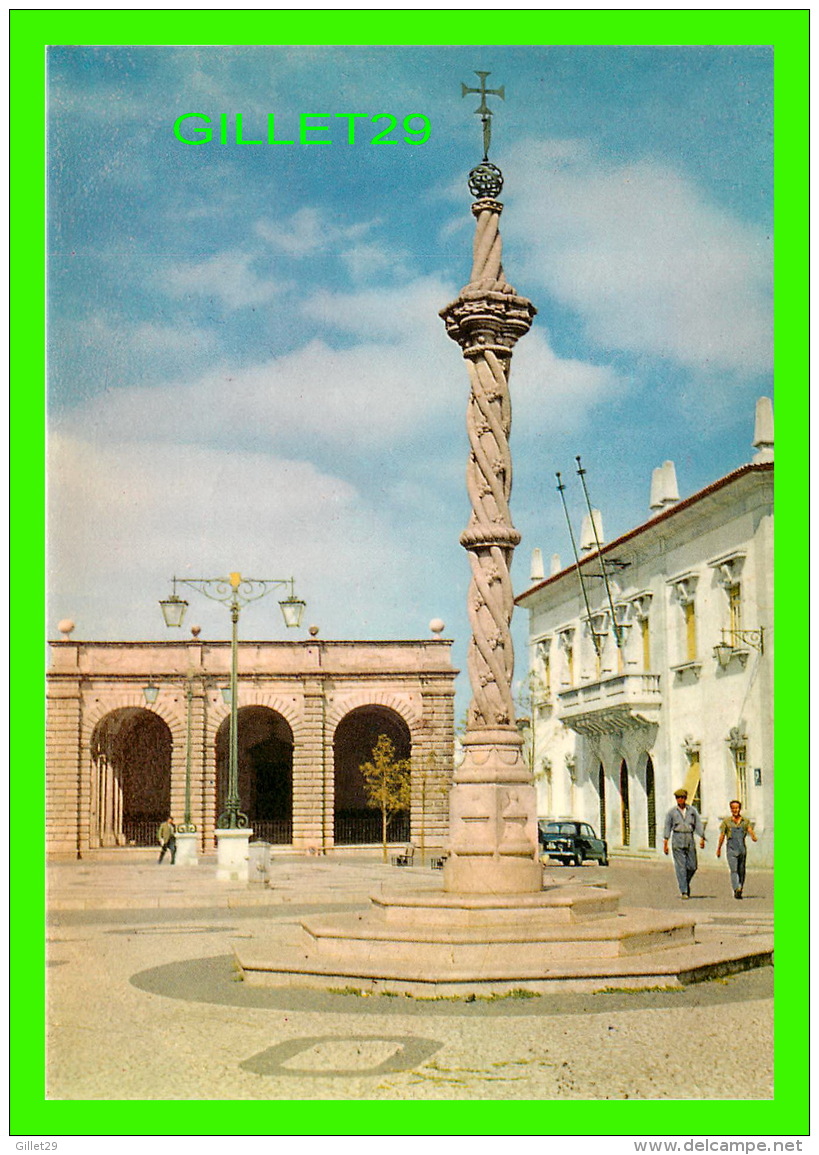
[440,166,540,894]
[215,827,253,881]
[187,690,208,852]
[168,697,188,835]
[46,681,83,855]
[175,831,199,866]
[411,686,455,857]
[201,700,219,853]
[293,681,324,849]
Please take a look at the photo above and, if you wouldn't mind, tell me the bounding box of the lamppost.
[159,573,305,833]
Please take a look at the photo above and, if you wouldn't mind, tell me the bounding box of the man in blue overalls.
[716,799,757,899]
[662,788,706,899]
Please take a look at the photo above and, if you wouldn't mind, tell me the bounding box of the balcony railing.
[557,673,662,736]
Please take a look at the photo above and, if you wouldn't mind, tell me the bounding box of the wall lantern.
[713,641,734,670]
[713,627,764,668]
[143,682,160,704]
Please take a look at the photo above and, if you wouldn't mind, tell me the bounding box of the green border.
[13,7,808,1138]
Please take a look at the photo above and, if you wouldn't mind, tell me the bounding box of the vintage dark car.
[538,819,609,866]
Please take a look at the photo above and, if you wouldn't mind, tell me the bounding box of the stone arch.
[84,688,186,748]
[204,689,304,748]
[326,691,421,737]
[215,706,294,841]
[332,704,412,845]
[89,707,173,847]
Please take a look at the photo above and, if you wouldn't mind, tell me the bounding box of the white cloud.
[75,314,219,358]
[512,327,623,434]
[301,276,453,341]
[340,241,409,282]
[54,336,450,451]
[159,251,286,310]
[503,139,773,374]
[255,207,372,258]
[47,433,423,641]
[56,275,620,457]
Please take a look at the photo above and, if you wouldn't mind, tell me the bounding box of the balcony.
[557,673,662,736]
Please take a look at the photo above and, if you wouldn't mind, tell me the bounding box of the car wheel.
[574,852,584,867]
[600,855,609,867]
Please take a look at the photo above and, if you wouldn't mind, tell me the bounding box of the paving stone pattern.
[46,854,773,1100]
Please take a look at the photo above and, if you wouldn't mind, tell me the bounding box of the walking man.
[158,816,177,865]
[717,799,757,899]
[663,788,705,898]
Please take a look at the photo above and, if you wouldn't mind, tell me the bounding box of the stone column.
[440,166,540,894]
[187,689,208,852]
[201,700,219,853]
[293,681,324,850]
[412,686,454,856]
[46,681,83,855]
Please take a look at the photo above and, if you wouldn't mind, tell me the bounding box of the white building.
[516,399,773,865]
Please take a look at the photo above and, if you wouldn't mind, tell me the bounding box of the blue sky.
[47,44,773,709]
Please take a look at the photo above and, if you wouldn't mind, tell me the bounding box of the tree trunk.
[381,805,388,862]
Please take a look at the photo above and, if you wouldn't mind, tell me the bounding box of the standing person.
[717,800,757,899]
[663,788,706,899]
[158,816,176,865]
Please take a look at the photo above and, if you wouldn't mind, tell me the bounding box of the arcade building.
[46,633,456,858]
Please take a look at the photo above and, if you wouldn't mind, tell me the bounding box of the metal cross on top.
[461,70,505,160]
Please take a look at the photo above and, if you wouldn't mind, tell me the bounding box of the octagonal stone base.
[233,879,772,995]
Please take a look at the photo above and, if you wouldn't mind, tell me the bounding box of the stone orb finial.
[468,161,503,199]
[190,625,201,638]
[308,624,320,637]
[429,618,445,635]
[57,619,75,639]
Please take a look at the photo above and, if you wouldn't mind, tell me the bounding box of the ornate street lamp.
[159,573,305,829]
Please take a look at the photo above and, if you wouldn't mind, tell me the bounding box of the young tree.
[514,669,548,774]
[360,734,412,862]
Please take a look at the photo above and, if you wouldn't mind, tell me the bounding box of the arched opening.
[333,706,411,844]
[619,758,631,846]
[645,755,656,847]
[597,763,606,839]
[91,708,172,847]
[216,707,293,842]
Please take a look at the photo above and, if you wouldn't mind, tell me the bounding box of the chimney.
[530,548,544,582]
[580,509,604,552]
[550,553,562,576]
[752,397,774,463]
[650,460,680,512]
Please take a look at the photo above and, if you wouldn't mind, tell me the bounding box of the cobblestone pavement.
[46,853,773,1101]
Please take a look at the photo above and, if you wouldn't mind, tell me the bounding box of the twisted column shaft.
[440,197,540,893]
[441,198,535,735]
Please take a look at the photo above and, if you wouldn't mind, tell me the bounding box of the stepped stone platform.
[234,876,773,995]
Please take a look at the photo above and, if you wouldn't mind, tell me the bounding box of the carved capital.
[439,292,536,353]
